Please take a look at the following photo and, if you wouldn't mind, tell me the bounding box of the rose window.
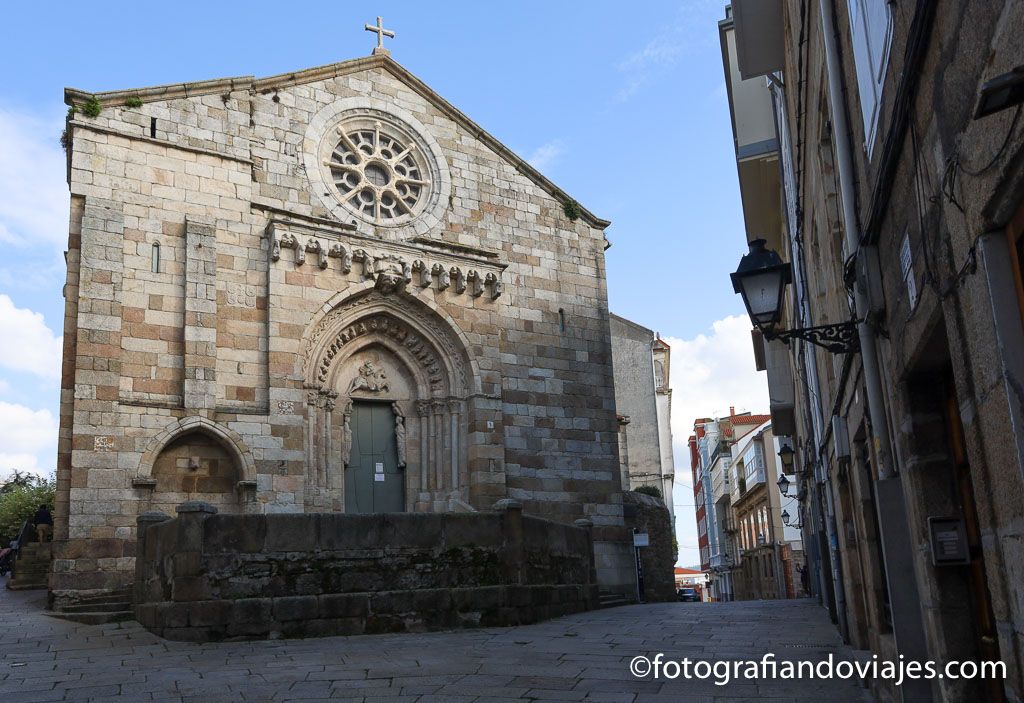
[324,121,430,223]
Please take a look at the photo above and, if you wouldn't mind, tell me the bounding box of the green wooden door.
[345,401,404,513]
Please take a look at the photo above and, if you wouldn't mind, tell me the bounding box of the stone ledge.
[133,511,599,642]
[137,584,597,642]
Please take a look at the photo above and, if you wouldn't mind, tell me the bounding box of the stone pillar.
[183,217,218,412]
[431,400,445,494]
[134,510,171,617]
[448,399,462,491]
[416,401,430,498]
[321,392,335,488]
[494,499,524,585]
[305,389,319,499]
[574,517,600,610]
[172,501,217,602]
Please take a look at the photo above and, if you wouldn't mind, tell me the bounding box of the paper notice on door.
[374,473,385,482]
[375,462,384,471]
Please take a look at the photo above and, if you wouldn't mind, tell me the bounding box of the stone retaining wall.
[134,500,598,641]
[622,491,676,602]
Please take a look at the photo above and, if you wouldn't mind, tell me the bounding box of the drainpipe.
[818,0,931,700]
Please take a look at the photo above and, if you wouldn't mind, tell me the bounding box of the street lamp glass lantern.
[776,473,790,497]
[781,509,791,526]
[731,239,792,331]
[778,444,795,473]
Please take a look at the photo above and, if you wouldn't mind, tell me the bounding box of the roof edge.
[64,54,611,230]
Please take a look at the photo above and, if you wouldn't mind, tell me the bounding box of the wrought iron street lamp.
[778,444,795,473]
[731,239,859,353]
[781,509,803,529]
[974,65,1024,118]
[776,473,790,497]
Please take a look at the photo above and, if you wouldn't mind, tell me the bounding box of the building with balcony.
[728,420,804,600]
[720,1,1024,700]
[690,409,771,601]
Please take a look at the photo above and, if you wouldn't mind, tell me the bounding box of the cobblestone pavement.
[1,582,869,702]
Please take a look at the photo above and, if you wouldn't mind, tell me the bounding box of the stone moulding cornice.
[250,202,359,232]
[266,219,508,272]
[68,120,254,166]
[64,76,255,108]
[64,54,611,231]
[408,236,500,260]
[268,222,504,301]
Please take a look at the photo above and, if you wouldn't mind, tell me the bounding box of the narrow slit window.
[558,308,566,333]
[150,117,157,138]
[151,242,160,273]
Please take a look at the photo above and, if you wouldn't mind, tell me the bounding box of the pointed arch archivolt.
[301,287,478,396]
[136,416,256,484]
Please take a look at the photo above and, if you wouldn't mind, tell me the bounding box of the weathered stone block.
[188,599,231,627]
[171,575,211,602]
[156,601,190,628]
[230,597,272,623]
[264,515,317,552]
[318,592,369,619]
[272,595,318,621]
[204,515,266,553]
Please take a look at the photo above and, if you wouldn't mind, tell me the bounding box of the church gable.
[65,54,609,251]
[55,48,632,603]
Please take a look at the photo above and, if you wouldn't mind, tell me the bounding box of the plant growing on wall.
[634,485,663,499]
[124,96,143,108]
[562,199,581,222]
[81,97,102,118]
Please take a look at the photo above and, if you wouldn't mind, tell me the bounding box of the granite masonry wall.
[622,491,676,603]
[56,52,636,606]
[134,501,598,641]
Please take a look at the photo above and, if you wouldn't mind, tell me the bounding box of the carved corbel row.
[270,229,503,299]
[485,272,503,299]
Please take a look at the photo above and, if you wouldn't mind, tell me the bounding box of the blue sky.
[0,1,769,566]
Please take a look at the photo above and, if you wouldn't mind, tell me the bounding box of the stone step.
[6,579,48,591]
[61,601,133,614]
[597,590,634,609]
[72,593,134,607]
[45,610,135,625]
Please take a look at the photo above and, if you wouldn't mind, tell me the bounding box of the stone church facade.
[54,52,633,606]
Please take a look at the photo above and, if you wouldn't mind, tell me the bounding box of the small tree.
[633,485,663,499]
[0,471,55,544]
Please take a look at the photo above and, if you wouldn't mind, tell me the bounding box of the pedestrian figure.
[798,563,810,596]
[34,504,53,543]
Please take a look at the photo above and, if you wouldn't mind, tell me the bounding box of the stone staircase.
[6,542,51,590]
[597,588,634,609]
[48,587,135,625]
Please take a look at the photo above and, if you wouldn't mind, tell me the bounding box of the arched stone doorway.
[302,289,477,513]
[150,431,244,515]
[135,416,256,516]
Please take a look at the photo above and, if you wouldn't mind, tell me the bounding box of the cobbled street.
[1,584,869,702]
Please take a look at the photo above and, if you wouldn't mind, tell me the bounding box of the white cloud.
[665,314,770,566]
[613,0,722,102]
[526,139,565,171]
[665,315,770,438]
[0,109,69,252]
[0,294,62,380]
[0,401,58,478]
[617,37,683,74]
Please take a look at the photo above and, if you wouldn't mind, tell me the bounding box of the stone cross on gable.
[365,16,395,56]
